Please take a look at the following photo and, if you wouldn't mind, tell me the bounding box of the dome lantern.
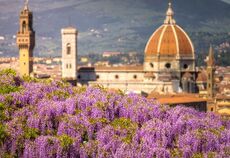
[164,2,176,25]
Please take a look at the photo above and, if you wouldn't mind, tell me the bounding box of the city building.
[76,2,201,94]
[16,0,35,77]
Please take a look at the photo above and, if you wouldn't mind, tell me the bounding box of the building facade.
[61,27,78,81]
[76,2,199,94]
[16,1,35,77]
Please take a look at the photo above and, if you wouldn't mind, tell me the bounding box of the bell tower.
[16,0,35,77]
[207,45,215,98]
[61,27,78,81]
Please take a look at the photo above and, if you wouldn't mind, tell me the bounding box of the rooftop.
[148,92,207,105]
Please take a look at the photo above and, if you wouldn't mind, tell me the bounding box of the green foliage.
[75,109,82,115]
[0,85,21,95]
[111,118,138,144]
[111,117,137,130]
[61,79,72,86]
[74,86,87,94]
[24,127,40,140]
[2,153,15,158]
[0,124,8,146]
[0,69,21,94]
[89,118,108,125]
[0,103,7,122]
[95,101,106,111]
[170,148,183,158]
[207,152,216,158]
[0,69,17,76]
[47,89,70,99]
[22,75,39,83]
[192,153,204,158]
[58,134,74,150]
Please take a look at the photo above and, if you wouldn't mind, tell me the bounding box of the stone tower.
[61,27,78,81]
[16,0,35,77]
[207,45,215,98]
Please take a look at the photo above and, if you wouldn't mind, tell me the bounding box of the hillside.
[0,0,230,57]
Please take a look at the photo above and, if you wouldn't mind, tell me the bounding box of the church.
[62,2,207,94]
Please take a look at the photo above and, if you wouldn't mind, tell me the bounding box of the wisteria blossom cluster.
[0,69,229,158]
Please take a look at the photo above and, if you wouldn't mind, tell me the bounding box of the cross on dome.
[164,0,176,24]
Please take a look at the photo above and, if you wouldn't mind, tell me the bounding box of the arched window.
[22,21,26,33]
[67,43,71,55]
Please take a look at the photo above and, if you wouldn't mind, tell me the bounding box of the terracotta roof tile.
[148,93,206,104]
[145,24,194,58]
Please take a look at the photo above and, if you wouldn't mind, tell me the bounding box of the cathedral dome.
[145,3,194,58]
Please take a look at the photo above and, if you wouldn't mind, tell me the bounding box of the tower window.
[22,21,26,33]
[66,64,68,69]
[96,75,100,79]
[69,64,72,69]
[67,43,71,55]
[115,75,119,79]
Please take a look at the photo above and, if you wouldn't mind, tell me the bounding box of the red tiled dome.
[145,3,194,58]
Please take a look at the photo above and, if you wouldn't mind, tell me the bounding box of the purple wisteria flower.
[0,73,229,158]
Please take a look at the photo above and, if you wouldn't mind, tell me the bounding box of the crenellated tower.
[16,0,35,77]
[207,45,215,98]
